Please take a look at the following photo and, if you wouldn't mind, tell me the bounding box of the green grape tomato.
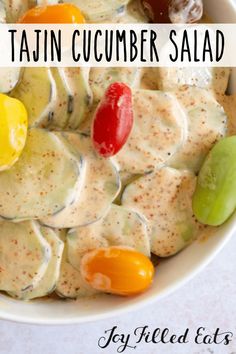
[193,136,236,226]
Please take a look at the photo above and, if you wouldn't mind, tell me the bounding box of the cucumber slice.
[4,0,39,22]
[168,86,227,173]
[122,167,205,257]
[41,133,121,228]
[158,67,230,95]
[0,220,51,293]
[55,243,97,299]
[56,228,68,242]
[102,0,147,23]
[5,0,29,22]
[114,90,188,174]
[36,0,58,4]
[58,68,92,130]
[57,204,150,298]
[10,227,64,299]
[0,128,82,220]
[90,67,141,104]
[43,68,70,130]
[140,68,160,90]
[0,67,21,93]
[114,171,142,205]
[80,67,141,134]
[63,0,130,22]
[3,0,61,23]
[217,94,236,136]
[0,1,6,23]
[68,204,150,270]
[0,4,21,93]
[11,68,56,127]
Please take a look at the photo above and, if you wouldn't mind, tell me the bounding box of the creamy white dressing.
[11,67,57,127]
[114,89,188,174]
[168,86,227,172]
[9,227,64,299]
[0,67,21,93]
[0,1,6,23]
[0,220,51,293]
[122,167,206,257]
[157,67,230,94]
[216,93,236,136]
[0,0,233,300]
[64,0,130,22]
[41,133,121,228]
[169,0,203,24]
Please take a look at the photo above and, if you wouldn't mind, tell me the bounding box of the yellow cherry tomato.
[80,247,155,296]
[18,3,85,24]
[0,93,28,171]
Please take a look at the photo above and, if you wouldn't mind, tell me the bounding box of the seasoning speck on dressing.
[0,0,231,300]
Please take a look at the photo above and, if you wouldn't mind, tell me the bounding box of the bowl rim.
[1,226,234,326]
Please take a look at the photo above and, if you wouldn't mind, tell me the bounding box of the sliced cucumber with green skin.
[168,86,227,173]
[114,171,142,205]
[0,1,6,23]
[68,204,150,269]
[43,68,70,130]
[11,68,56,127]
[217,94,236,136]
[0,220,51,293]
[0,128,82,220]
[56,228,67,242]
[0,67,21,93]
[114,90,188,174]
[158,68,230,95]
[81,66,140,135]
[55,244,97,299]
[41,133,121,228]
[9,227,64,300]
[4,0,58,22]
[140,68,160,91]
[58,68,93,130]
[4,0,29,22]
[122,167,205,257]
[63,0,130,22]
[0,3,21,93]
[58,204,150,298]
[90,67,141,104]
[101,0,147,23]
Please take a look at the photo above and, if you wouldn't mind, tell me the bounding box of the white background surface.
[0,235,235,354]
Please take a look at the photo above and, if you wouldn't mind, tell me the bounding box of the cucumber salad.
[0,0,235,300]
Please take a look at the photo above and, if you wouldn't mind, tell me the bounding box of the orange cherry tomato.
[18,3,85,24]
[80,247,155,296]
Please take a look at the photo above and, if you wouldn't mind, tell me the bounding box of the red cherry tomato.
[92,82,134,157]
[141,0,171,23]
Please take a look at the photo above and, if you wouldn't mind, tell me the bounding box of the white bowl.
[0,0,236,325]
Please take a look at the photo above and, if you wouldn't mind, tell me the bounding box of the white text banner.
[0,24,235,67]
